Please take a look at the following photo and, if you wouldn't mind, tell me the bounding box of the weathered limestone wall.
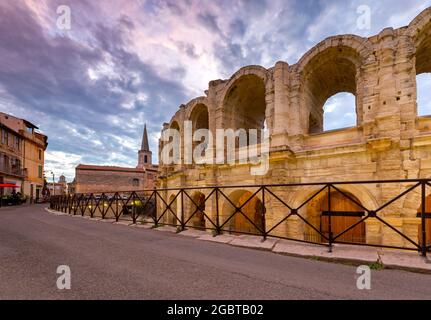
[157,8,431,249]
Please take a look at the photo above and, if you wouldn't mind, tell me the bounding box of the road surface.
[1,204,430,299]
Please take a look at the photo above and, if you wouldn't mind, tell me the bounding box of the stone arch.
[288,184,379,211]
[185,191,207,229]
[185,97,210,120]
[220,66,273,141]
[169,119,181,132]
[288,184,378,243]
[221,188,264,234]
[408,8,431,116]
[296,35,373,134]
[189,103,209,132]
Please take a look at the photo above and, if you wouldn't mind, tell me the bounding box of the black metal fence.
[49,179,431,257]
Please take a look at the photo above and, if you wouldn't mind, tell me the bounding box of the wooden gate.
[320,191,366,243]
[417,195,431,248]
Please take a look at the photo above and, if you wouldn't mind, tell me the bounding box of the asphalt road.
[1,204,431,300]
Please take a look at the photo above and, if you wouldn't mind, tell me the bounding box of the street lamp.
[44,170,55,196]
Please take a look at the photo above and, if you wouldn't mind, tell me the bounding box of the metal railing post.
[262,187,266,241]
[181,189,185,231]
[154,190,158,227]
[328,184,333,253]
[115,193,119,222]
[216,187,221,235]
[132,192,137,224]
[421,181,427,257]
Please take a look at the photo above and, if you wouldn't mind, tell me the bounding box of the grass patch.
[369,262,384,270]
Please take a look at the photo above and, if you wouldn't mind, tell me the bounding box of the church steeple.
[137,124,152,169]
[141,124,150,152]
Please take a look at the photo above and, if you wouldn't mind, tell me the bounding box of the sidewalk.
[45,207,431,274]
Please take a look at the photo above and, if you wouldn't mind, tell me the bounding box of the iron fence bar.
[217,187,265,234]
[263,187,294,211]
[262,186,266,240]
[154,190,158,227]
[132,192,137,224]
[156,190,181,225]
[105,178,430,192]
[265,211,293,235]
[332,215,370,242]
[293,210,330,242]
[296,185,328,210]
[217,187,263,230]
[182,189,218,229]
[181,189,185,231]
[216,187,221,235]
[104,194,117,219]
[49,178,431,254]
[421,181,427,257]
[374,182,421,213]
[330,185,371,213]
[115,193,120,221]
[157,190,181,225]
[374,215,421,249]
[259,186,328,240]
[133,191,155,223]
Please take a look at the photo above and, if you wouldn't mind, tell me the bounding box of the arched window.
[416,27,431,116]
[189,104,209,161]
[322,92,357,131]
[302,46,361,134]
[132,178,139,187]
[223,74,266,145]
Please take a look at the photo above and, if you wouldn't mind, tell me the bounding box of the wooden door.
[320,192,365,243]
[418,195,431,248]
[232,192,263,234]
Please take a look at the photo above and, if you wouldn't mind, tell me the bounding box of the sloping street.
[1,205,430,300]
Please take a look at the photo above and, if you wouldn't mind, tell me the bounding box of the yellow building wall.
[22,136,45,199]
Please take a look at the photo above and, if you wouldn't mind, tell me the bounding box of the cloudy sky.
[1,0,430,181]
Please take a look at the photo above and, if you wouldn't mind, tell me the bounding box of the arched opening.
[322,92,357,131]
[415,25,431,116]
[168,121,180,161]
[166,194,178,226]
[222,190,264,235]
[303,46,360,134]
[417,195,431,249]
[189,192,206,229]
[304,189,366,244]
[189,104,209,161]
[223,74,266,145]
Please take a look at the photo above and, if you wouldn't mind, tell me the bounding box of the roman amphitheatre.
[155,7,431,252]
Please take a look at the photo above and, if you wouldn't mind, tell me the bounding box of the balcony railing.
[0,164,26,177]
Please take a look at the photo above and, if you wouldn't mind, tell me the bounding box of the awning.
[0,184,19,188]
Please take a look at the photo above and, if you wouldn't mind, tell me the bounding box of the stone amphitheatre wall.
[156,8,431,248]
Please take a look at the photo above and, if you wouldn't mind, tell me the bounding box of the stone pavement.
[45,207,431,273]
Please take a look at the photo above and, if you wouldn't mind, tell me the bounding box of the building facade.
[157,8,431,249]
[0,112,48,200]
[75,125,158,194]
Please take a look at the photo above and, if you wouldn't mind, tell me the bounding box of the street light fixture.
[44,170,55,196]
